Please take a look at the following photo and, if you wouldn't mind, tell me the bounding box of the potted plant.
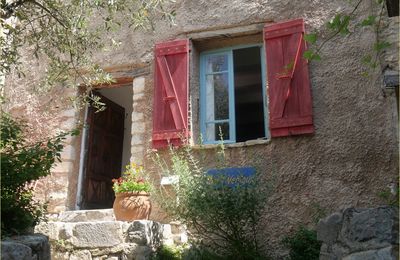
[112,163,152,221]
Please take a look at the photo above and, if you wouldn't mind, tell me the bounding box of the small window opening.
[233,47,265,142]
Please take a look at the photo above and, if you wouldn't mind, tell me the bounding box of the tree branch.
[29,0,67,28]
[316,0,364,54]
[1,0,30,19]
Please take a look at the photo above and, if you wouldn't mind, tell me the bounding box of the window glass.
[205,122,230,141]
[206,54,228,73]
[200,46,266,144]
[205,73,229,121]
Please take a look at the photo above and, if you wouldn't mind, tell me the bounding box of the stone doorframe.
[74,75,148,210]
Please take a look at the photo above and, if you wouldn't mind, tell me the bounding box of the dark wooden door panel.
[83,92,125,209]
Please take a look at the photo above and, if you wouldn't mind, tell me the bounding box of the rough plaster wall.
[118,0,398,257]
[3,0,399,256]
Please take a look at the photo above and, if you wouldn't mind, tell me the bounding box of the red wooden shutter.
[152,39,190,149]
[264,19,314,137]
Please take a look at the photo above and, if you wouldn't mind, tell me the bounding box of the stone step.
[57,209,115,222]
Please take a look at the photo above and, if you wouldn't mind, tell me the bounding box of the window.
[152,19,314,149]
[200,45,268,144]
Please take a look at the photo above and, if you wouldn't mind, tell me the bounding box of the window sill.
[192,139,271,150]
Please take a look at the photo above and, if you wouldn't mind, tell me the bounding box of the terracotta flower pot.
[113,192,151,221]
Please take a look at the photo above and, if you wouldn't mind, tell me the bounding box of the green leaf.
[304,33,318,44]
[374,41,391,51]
[303,50,321,61]
[361,15,376,26]
[361,55,372,64]
[339,16,350,35]
[327,14,342,30]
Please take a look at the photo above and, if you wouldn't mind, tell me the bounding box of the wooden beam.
[183,21,272,41]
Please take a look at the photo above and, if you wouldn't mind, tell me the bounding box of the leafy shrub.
[152,244,185,260]
[112,162,151,193]
[151,144,272,260]
[1,113,78,236]
[282,226,322,260]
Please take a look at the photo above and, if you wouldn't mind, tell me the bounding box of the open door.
[82,92,125,209]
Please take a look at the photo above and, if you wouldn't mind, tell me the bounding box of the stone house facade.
[4,0,399,253]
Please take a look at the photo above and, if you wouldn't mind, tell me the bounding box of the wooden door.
[83,92,125,209]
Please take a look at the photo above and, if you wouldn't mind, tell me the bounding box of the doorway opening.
[80,85,133,209]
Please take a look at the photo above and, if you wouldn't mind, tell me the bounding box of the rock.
[70,249,92,260]
[1,241,32,260]
[317,212,343,245]
[58,223,74,240]
[35,222,64,241]
[11,234,50,260]
[70,221,123,248]
[342,246,395,260]
[127,221,163,248]
[130,246,152,260]
[339,207,397,251]
[58,209,115,222]
[105,257,119,260]
[318,206,399,260]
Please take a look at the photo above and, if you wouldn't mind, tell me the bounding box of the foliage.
[378,185,399,207]
[303,0,391,74]
[112,162,151,193]
[282,226,322,260]
[0,113,79,236]
[152,244,186,260]
[1,0,174,101]
[151,244,224,260]
[150,144,272,260]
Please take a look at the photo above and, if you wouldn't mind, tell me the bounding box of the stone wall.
[34,209,187,260]
[318,206,399,260]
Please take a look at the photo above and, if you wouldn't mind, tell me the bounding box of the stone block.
[133,93,145,101]
[127,221,163,249]
[318,207,399,259]
[52,161,73,173]
[58,209,116,222]
[70,222,123,248]
[60,109,77,118]
[11,234,50,260]
[1,241,32,260]
[131,146,144,155]
[59,223,74,240]
[131,122,146,134]
[131,112,144,122]
[131,135,144,145]
[35,221,64,241]
[339,207,397,251]
[105,257,119,260]
[133,77,145,93]
[342,246,395,260]
[130,153,144,165]
[70,250,92,260]
[60,145,76,160]
[49,191,68,200]
[60,118,77,131]
[317,212,343,245]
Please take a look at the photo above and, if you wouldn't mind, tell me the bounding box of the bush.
[282,226,321,260]
[152,245,184,260]
[151,144,272,260]
[1,113,78,236]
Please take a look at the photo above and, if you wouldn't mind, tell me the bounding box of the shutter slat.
[152,39,189,149]
[264,19,314,137]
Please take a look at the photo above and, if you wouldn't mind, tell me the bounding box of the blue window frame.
[200,44,268,144]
